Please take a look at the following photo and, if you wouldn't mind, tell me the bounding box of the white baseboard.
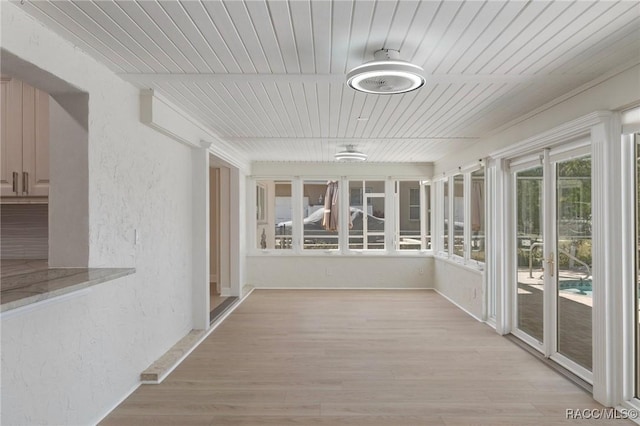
[91,381,140,425]
[433,288,484,323]
[248,286,433,290]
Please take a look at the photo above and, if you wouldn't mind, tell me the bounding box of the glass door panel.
[515,166,544,343]
[556,156,592,370]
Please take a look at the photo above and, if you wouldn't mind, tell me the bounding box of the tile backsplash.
[1,204,48,259]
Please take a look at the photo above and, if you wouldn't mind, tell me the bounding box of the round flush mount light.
[335,145,367,162]
[347,49,425,95]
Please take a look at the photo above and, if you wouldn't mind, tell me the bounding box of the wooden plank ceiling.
[19,0,640,162]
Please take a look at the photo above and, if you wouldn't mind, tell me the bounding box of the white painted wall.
[247,256,434,288]
[434,259,484,320]
[1,3,194,424]
[435,64,640,175]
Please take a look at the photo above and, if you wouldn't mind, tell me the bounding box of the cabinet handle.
[22,171,28,195]
[12,172,18,194]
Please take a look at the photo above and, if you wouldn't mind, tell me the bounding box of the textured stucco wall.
[1,3,194,425]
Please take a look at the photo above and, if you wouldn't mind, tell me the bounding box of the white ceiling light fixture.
[335,145,367,162]
[347,49,425,95]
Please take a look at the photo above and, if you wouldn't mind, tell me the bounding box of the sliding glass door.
[556,157,592,371]
[514,165,545,344]
[511,145,593,379]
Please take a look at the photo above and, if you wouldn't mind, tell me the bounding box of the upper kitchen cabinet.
[1,76,49,201]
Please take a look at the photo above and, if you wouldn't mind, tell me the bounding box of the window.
[443,180,449,252]
[303,180,338,250]
[256,184,266,223]
[409,188,420,220]
[256,180,292,250]
[470,168,485,262]
[436,167,485,265]
[254,177,431,254]
[453,174,464,257]
[398,181,421,250]
[349,180,385,250]
[424,183,432,250]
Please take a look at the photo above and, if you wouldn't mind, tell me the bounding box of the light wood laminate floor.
[102,290,629,425]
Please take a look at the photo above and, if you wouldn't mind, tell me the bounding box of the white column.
[621,133,637,403]
[490,158,511,335]
[591,112,622,406]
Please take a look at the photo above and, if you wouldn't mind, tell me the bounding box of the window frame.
[251,176,433,256]
[395,180,429,252]
[301,179,341,252]
[409,187,420,221]
[347,179,387,252]
[452,173,465,259]
[253,179,295,253]
[469,167,486,264]
[434,164,486,269]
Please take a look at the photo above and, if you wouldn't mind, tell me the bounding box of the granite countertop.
[1,261,135,313]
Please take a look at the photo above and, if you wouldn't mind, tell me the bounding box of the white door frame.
[507,144,594,382]
[209,154,242,299]
[488,111,624,406]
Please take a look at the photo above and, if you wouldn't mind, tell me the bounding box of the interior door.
[510,145,593,380]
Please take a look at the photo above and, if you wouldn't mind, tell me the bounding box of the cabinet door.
[22,83,49,196]
[0,77,23,196]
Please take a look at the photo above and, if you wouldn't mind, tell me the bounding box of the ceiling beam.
[223,137,479,143]
[118,73,597,87]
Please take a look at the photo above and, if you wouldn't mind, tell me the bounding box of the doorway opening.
[209,156,238,323]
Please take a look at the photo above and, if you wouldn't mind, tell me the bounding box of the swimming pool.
[559,279,592,296]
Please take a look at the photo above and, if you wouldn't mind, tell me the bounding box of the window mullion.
[291,178,303,253]
[464,172,472,261]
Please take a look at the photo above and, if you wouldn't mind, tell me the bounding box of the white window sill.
[435,254,485,273]
[248,250,434,258]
